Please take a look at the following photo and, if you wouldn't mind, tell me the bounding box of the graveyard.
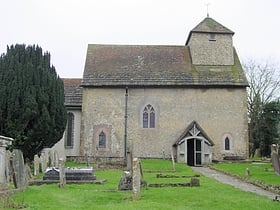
[1,135,280,209]
[1,158,280,209]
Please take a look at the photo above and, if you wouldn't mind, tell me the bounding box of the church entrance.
[173,121,214,166]
[187,139,202,166]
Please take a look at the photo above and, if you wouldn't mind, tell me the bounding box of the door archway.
[173,121,214,166]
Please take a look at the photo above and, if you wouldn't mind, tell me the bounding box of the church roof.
[82,44,248,87]
[185,17,234,45]
[63,79,82,107]
[191,17,234,34]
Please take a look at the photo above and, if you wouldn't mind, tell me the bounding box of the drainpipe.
[124,87,128,158]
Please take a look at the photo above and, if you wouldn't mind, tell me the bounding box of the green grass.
[212,162,280,185]
[1,159,280,210]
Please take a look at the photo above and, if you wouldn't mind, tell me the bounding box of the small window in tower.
[209,33,216,41]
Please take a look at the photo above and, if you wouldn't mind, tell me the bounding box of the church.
[51,17,249,166]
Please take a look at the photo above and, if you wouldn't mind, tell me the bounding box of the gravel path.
[191,166,279,200]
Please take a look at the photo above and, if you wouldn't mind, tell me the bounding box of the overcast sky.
[1,0,279,78]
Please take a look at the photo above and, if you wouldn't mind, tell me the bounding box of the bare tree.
[243,59,280,157]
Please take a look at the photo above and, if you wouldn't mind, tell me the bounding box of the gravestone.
[34,155,40,176]
[0,135,13,190]
[271,144,280,176]
[126,151,132,171]
[40,153,47,173]
[190,177,200,186]
[53,151,59,168]
[0,150,6,190]
[132,158,141,199]
[5,150,12,184]
[85,153,89,167]
[59,158,66,188]
[12,149,26,188]
[118,171,132,190]
[245,168,250,177]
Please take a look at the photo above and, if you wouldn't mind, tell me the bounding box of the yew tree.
[0,44,67,161]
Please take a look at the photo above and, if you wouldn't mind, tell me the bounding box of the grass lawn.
[1,159,280,210]
[212,161,280,185]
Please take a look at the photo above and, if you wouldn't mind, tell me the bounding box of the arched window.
[225,137,230,150]
[143,104,155,128]
[65,112,74,148]
[99,131,106,148]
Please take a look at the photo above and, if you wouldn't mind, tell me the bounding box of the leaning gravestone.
[12,149,26,188]
[0,135,13,190]
[271,144,280,176]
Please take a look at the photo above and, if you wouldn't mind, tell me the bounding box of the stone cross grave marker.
[12,149,26,188]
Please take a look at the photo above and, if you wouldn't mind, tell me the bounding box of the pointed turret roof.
[192,17,234,34]
[186,17,234,45]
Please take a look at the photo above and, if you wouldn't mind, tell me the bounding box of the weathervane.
[205,3,211,17]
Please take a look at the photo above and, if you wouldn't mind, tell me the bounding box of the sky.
[1,0,280,78]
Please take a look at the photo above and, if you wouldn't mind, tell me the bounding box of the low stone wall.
[66,156,126,169]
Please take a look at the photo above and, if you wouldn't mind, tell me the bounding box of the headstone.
[254,148,261,158]
[59,158,66,188]
[0,149,6,189]
[245,168,250,177]
[0,135,13,190]
[5,150,12,184]
[85,153,89,167]
[271,144,280,176]
[132,158,141,199]
[171,149,176,171]
[24,163,32,184]
[12,149,26,188]
[126,151,132,171]
[43,167,96,181]
[53,151,59,168]
[118,171,132,190]
[190,177,200,187]
[33,155,40,176]
[40,153,47,173]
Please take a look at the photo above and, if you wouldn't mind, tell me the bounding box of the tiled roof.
[82,44,248,87]
[185,17,234,45]
[63,79,82,107]
[191,17,234,34]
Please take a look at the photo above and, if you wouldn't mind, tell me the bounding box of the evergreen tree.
[0,44,67,161]
[258,101,280,157]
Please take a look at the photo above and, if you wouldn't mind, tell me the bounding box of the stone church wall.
[188,33,234,65]
[51,109,82,159]
[80,87,248,161]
